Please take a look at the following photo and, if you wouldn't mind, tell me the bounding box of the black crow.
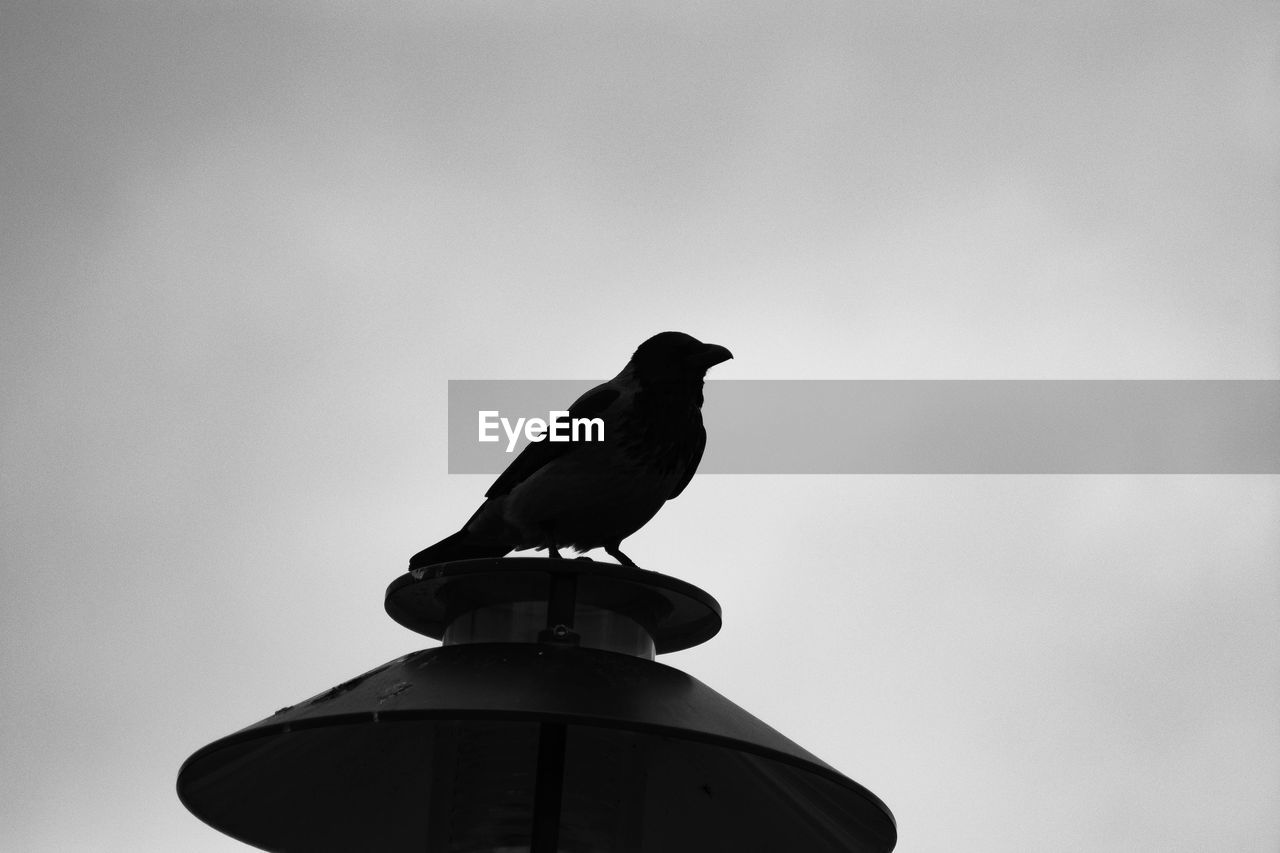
[410,331,732,569]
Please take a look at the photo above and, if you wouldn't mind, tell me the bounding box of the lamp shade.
[177,560,896,852]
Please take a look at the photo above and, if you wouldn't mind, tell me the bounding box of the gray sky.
[2,2,1277,850]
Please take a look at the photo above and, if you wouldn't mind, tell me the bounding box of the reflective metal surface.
[177,643,897,852]
[178,559,896,851]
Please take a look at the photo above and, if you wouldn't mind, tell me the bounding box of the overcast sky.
[2,3,1277,851]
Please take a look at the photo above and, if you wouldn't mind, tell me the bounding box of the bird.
[409,331,732,570]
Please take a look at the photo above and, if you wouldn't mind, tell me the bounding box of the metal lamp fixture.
[177,558,897,851]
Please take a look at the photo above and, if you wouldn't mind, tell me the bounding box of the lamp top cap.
[385,557,722,655]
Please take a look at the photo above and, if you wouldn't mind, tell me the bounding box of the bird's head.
[628,332,733,385]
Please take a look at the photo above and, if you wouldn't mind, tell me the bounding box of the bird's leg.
[542,523,563,559]
[604,544,637,567]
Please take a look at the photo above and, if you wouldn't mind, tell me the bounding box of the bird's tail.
[408,528,511,570]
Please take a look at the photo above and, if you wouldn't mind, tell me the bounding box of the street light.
[178,558,896,851]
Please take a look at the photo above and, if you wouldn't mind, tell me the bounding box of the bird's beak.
[686,343,733,372]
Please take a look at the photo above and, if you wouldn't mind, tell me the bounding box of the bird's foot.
[604,544,637,567]
[540,523,563,559]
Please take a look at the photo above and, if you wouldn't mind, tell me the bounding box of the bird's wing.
[667,419,706,500]
[484,384,621,498]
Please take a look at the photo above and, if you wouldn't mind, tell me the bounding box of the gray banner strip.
[448,380,1280,474]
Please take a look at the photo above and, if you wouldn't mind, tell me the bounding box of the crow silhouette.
[410,332,732,569]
